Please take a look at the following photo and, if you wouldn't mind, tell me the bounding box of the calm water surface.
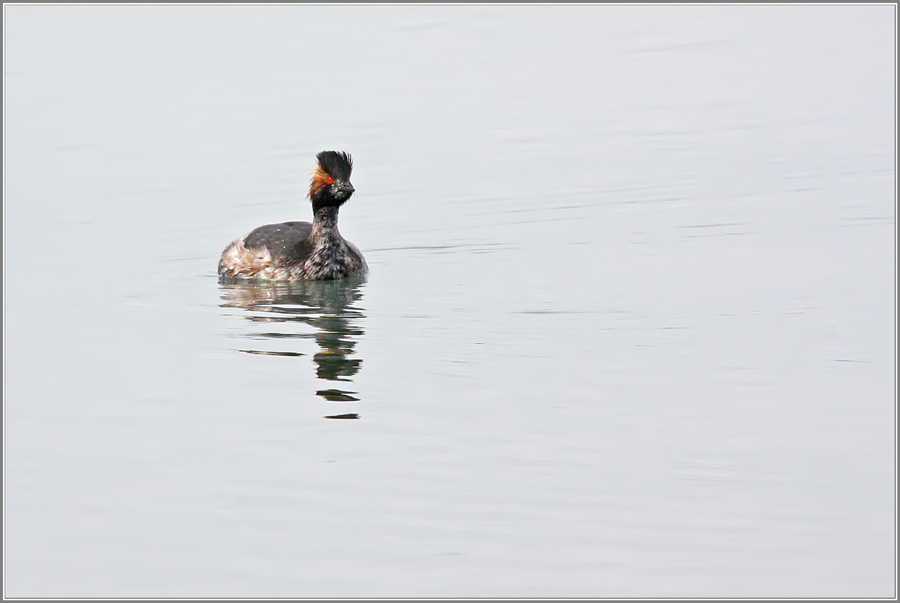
[4,4,895,598]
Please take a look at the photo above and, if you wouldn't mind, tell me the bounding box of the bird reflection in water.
[219,276,367,418]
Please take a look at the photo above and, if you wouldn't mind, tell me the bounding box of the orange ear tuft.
[309,164,331,198]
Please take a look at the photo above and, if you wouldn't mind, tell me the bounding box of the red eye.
[327,177,334,184]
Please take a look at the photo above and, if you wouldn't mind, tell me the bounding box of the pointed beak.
[340,182,355,195]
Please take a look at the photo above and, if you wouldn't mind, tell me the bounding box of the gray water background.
[3,4,896,598]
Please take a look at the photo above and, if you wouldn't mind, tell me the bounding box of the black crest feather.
[316,151,353,180]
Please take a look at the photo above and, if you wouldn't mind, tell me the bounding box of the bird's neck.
[311,205,341,238]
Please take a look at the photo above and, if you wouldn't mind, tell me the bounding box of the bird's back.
[243,221,313,263]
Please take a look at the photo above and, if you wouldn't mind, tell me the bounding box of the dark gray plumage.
[218,151,367,281]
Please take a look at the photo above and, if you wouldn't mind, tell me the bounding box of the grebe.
[218,151,367,281]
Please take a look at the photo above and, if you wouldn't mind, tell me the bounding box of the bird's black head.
[309,151,354,212]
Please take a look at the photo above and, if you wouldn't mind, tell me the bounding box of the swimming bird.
[218,151,367,281]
